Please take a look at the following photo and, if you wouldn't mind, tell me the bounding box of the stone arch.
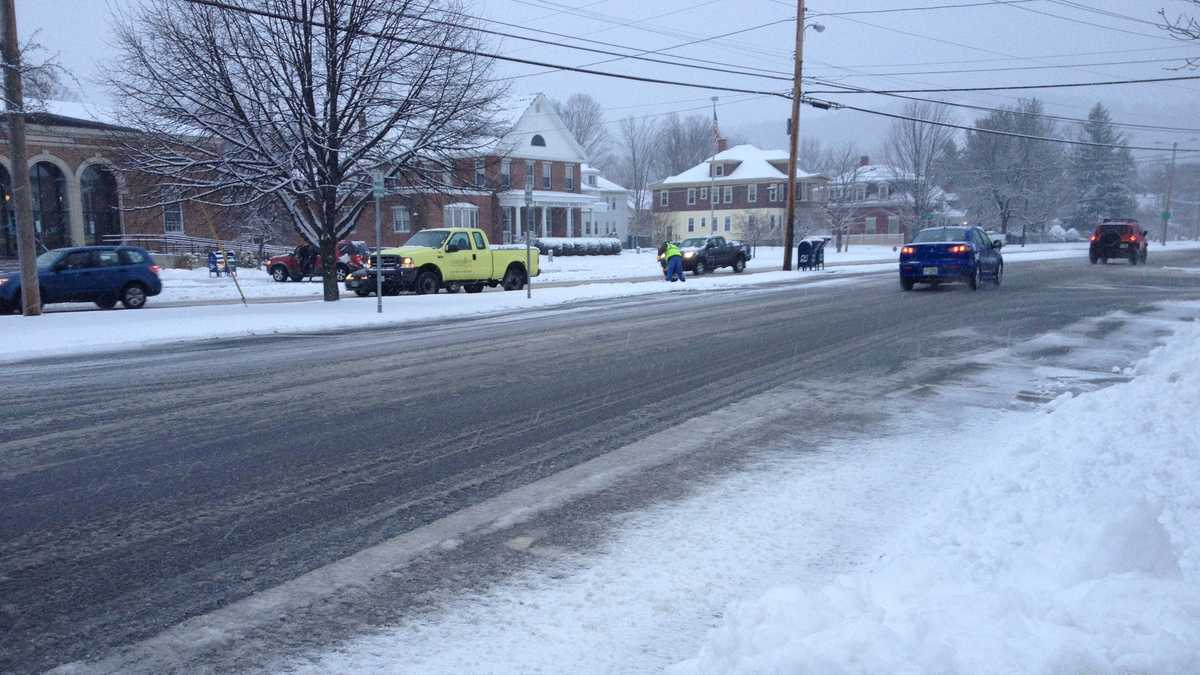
[28,152,83,247]
[78,158,123,245]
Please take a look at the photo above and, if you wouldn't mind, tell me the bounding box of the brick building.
[0,102,225,258]
[348,93,608,248]
[829,156,964,242]
[649,143,829,243]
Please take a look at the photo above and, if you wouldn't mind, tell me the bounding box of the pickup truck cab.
[677,236,750,275]
[346,228,539,295]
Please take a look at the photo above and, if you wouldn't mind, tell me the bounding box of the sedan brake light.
[149,264,162,275]
[900,246,914,256]
[948,244,971,255]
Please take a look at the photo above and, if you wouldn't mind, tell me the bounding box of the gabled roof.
[656,144,825,186]
[837,163,913,184]
[581,163,628,193]
[485,93,588,163]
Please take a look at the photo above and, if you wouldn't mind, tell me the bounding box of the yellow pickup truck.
[345,228,539,295]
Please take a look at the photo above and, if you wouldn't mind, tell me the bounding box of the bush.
[238,251,259,269]
[175,253,198,270]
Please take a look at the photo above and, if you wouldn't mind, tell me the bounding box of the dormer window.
[714,163,724,177]
[531,134,546,147]
[588,175,597,186]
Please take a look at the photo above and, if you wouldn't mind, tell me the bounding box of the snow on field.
[0,270,866,364]
[675,321,1200,674]
[288,306,1200,675]
[146,242,1200,303]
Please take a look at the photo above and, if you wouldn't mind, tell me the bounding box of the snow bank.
[672,323,1200,674]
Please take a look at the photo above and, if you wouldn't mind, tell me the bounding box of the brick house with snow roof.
[829,156,964,243]
[348,93,609,248]
[649,142,830,244]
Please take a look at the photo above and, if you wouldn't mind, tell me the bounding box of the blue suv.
[0,246,163,312]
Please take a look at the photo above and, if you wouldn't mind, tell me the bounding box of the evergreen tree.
[1067,103,1137,229]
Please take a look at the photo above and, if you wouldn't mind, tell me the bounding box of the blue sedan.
[0,246,163,312]
[899,226,1004,291]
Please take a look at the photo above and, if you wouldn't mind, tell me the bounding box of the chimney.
[859,155,870,167]
[717,137,728,153]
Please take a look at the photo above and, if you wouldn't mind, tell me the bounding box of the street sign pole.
[373,171,384,313]
[525,184,533,299]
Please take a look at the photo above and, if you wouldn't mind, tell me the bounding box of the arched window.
[0,164,14,257]
[30,162,70,250]
[531,134,546,147]
[81,164,121,245]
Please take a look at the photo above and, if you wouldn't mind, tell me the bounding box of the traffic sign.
[373,172,385,199]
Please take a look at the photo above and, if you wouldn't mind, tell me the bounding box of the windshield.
[911,227,968,243]
[403,230,450,249]
[35,251,60,269]
[679,238,708,248]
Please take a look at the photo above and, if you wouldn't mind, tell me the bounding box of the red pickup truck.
[268,241,369,282]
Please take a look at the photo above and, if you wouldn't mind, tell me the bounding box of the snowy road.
[4,251,1200,672]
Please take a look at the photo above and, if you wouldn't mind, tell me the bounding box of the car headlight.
[684,251,695,258]
[400,257,414,268]
[0,277,8,286]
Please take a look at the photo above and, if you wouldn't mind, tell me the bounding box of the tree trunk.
[320,236,339,301]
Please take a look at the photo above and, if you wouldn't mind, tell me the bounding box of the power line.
[805,78,1200,134]
[1044,0,1165,29]
[176,0,790,99]
[799,0,1037,17]
[1003,1,1176,41]
[806,73,1200,94]
[808,56,1190,79]
[828,44,1197,70]
[803,96,1200,152]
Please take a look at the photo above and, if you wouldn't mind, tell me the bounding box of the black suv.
[1089,219,1148,265]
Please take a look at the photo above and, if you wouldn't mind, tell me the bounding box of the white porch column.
[541,206,549,237]
[517,206,524,238]
[566,207,573,238]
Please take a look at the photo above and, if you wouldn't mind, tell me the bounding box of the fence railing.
[102,233,293,258]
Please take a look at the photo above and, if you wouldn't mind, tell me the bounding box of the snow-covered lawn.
[144,241,1200,304]
[289,304,1200,674]
[0,270,867,364]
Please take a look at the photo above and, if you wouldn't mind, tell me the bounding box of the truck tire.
[732,256,746,273]
[693,260,707,276]
[416,270,440,295]
[271,265,290,282]
[502,266,526,291]
[335,264,350,282]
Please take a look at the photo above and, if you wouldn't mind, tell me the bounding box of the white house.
[580,163,630,242]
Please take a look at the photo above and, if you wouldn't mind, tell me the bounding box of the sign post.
[373,171,384,314]
[525,184,533,299]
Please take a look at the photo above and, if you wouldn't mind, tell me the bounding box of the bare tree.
[550,93,612,168]
[3,33,72,110]
[1161,3,1200,67]
[816,142,870,251]
[615,116,660,239]
[109,0,502,301]
[798,136,823,172]
[655,113,714,178]
[884,101,957,240]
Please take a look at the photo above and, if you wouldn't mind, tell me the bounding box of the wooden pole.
[782,0,806,271]
[1,0,41,315]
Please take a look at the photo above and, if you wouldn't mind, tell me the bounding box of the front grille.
[378,254,402,268]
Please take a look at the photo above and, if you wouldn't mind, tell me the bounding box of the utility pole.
[782,0,807,271]
[1,0,40,315]
[1163,141,1177,247]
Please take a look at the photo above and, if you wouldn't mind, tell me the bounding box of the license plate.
[1119,243,1128,248]
[923,266,938,276]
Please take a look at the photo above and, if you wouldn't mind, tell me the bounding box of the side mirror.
[445,244,460,253]
[992,240,1003,249]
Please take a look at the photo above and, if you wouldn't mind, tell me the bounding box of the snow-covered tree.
[817,142,869,252]
[109,0,503,301]
[961,99,1066,235]
[1066,103,1137,231]
[614,116,659,240]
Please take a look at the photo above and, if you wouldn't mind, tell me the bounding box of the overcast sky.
[16,0,1200,167]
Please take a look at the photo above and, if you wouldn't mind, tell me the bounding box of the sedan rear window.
[911,227,968,243]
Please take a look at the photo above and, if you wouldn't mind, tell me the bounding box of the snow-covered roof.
[657,144,825,186]
[838,163,913,184]
[488,94,540,134]
[581,164,628,193]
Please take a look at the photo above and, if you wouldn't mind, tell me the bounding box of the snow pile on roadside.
[673,321,1200,674]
